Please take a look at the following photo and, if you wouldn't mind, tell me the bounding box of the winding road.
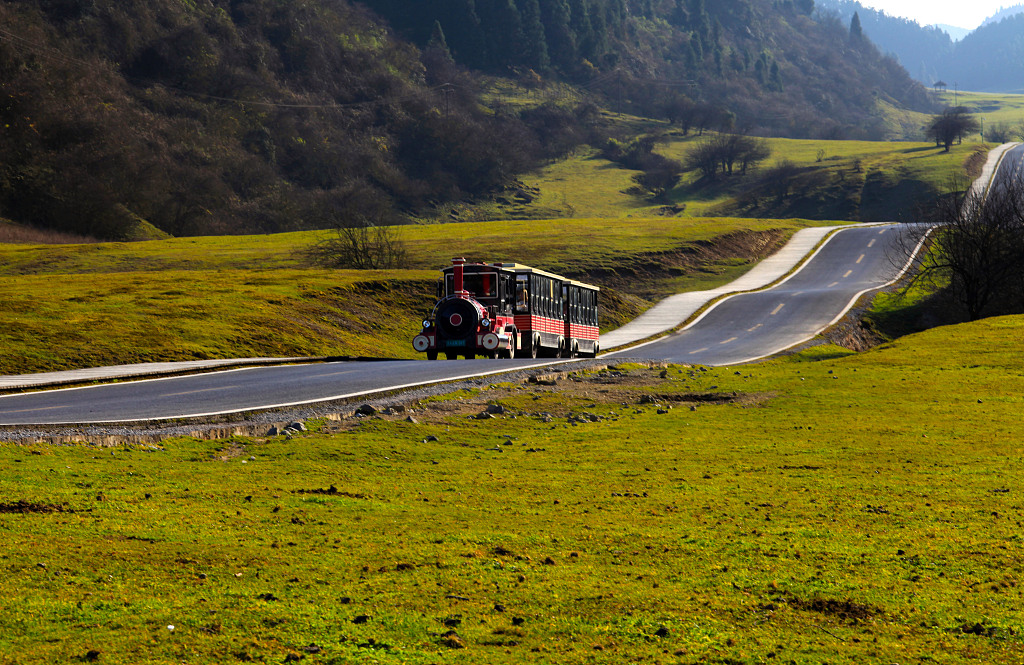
[609,224,904,365]
[0,221,912,425]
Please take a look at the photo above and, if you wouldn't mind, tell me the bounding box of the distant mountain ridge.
[818,0,1024,91]
[932,23,970,41]
[982,4,1024,26]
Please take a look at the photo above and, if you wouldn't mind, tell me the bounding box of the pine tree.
[440,0,486,68]
[539,0,577,70]
[569,0,596,61]
[587,2,610,60]
[850,11,863,42]
[769,60,783,90]
[517,0,550,71]
[671,0,689,27]
[477,0,525,69]
[605,0,627,28]
[428,20,454,62]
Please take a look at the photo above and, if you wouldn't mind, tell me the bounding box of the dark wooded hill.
[0,0,931,239]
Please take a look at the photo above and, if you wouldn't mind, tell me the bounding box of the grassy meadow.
[935,90,1024,134]
[2,315,1022,663]
[489,136,984,223]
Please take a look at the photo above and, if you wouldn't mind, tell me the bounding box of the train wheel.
[427,351,438,360]
[445,352,458,360]
[464,352,476,360]
[528,335,539,359]
[504,330,517,359]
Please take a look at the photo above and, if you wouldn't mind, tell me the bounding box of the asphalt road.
[607,224,905,365]
[993,143,1024,191]
[0,357,571,424]
[0,222,909,425]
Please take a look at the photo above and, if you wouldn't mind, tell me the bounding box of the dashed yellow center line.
[856,254,865,264]
[878,229,887,235]
[828,281,839,288]
[843,270,853,278]
[689,347,709,355]
[747,323,763,332]
[770,303,785,316]
[867,239,876,248]
[163,386,240,397]
[0,405,70,414]
[720,337,737,345]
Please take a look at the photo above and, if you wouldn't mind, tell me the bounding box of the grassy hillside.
[934,90,1024,136]
[2,314,1022,663]
[0,217,828,375]
[483,136,983,222]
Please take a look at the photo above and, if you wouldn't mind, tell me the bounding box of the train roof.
[441,261,599,291]
[491,263,600,291]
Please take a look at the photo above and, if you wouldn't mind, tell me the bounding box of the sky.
[857,0,1015,29]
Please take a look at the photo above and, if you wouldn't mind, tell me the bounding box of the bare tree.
[892,174,1024,320]
[986,121,1013,143]
[311,220,408,269]
[927,107,980,153]
[683,133,771,180]
[307,181,408,269]
[759,159,802,202]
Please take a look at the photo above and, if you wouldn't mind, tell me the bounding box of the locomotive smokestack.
[452,257,466,295]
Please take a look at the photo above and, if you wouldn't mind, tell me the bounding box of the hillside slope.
[0,0,932,240]
[365,0,933,138]
[0,0,595,239]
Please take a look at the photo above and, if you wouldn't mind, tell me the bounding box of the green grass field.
[2,314,1022,664]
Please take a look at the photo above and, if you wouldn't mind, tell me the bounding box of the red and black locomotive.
[413,258,599,360]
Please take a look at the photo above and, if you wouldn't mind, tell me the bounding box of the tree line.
[0,0,601,240]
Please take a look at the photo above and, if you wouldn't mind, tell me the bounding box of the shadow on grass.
[899,146,943,155]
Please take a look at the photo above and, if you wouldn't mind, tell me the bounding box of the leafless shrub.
[309,221,408,270]
[986,122,1013,144]
[891,174,1024,320]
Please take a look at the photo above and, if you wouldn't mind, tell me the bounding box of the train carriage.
[412,258,599,360]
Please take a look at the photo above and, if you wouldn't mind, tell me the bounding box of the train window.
[444,271,498,298]
[516,275,529,313]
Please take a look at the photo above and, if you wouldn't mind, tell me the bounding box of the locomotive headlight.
[481,318,491,329]
[423,320,432,329]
